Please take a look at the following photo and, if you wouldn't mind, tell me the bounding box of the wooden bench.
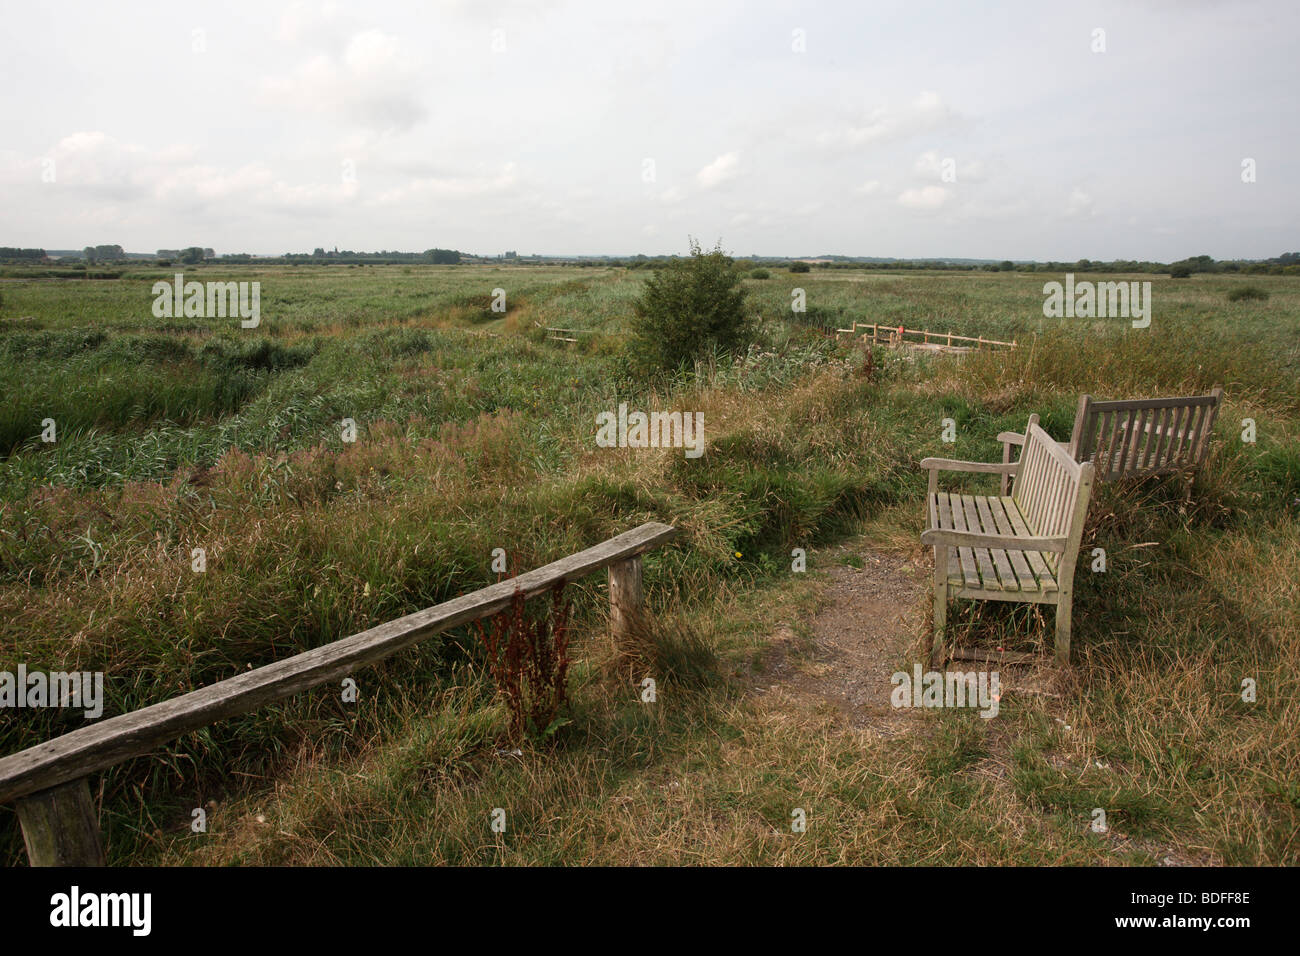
[922,418,1095,665]
[998,387,1223,494]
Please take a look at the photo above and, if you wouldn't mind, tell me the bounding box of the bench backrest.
[1013,421,1095,575]
[1068,387,1222,481]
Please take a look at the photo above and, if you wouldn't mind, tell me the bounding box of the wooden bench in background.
[922,419,1095,665]
[998,387,1223,494]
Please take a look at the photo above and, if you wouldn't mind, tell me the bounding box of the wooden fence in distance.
[0,522,678,866]
[532,320,592,343]
[835,322,1016,353]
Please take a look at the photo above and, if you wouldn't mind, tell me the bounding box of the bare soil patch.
[762,548,930,737]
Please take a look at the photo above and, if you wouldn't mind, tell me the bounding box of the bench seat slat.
[943,492,981,589]
[986,497,1038,589]
[998,496,1058,591]
[929,492,1053,594]
[962,494,1003,590]
[974,494,1020,591]
[934,492,965,588]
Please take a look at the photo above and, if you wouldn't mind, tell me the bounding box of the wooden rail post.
[608,555,644,644]
[15,777,105,866]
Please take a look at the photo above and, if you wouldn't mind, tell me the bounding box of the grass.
[1,266,1297,866]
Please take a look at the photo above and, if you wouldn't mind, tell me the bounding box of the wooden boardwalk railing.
[532,320,590,343]
[0,521,678,866]
[835,322,1016,351]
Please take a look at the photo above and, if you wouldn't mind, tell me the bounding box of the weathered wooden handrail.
[1,521,678,865]
[532,320,589,342]
[834,322,1016,350]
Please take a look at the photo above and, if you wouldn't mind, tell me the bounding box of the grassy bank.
[1,266,1296,865]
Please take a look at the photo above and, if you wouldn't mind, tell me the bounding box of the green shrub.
[196,336,315,373]
[1226,285,1268,302]
[1170,265,1192,278]
[789,262,811,274]
[750,268,771,279]
[628,239,753,373]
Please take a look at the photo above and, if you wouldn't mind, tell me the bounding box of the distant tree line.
[156,248,215,264]
[3,245,1298,275]
[801,254,1300,276]
[280,247,463,264]
[83,244,125,263]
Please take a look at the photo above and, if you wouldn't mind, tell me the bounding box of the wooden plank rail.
[532,320,588,343]
[0,521,678,864]
[834,322,1016,350]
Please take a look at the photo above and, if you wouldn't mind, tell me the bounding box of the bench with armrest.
[998,387,1223,495]
[923,416,1095,665]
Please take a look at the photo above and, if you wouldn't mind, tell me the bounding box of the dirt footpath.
[763,549,931,736]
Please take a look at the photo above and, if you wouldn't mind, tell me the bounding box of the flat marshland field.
[1,264,1297,865]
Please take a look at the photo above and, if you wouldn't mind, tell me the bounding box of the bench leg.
[931,549,948,667]
[1054,595,1072,664]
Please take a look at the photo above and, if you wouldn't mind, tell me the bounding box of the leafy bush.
[750,268,771,279]
[1227,285,1268,302]
[0,329,107,360]
[196,337,315,373]
[628,239,753,373]
[789,262,811,273]
[1170,265,1192,278]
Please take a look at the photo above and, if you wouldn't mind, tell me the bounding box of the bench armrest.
[922,457,1019,495]
[921,528,1068,553]
[921,458,1020,474]
[998,431,1069,449]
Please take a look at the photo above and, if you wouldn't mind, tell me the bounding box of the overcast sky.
[1,0,1296,260]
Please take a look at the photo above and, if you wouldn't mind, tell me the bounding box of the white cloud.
[898,185,951,210]
[2,1,1295,259]
[153,163,275,203]
[260,28,427,133]
[913,150,986,183]
[6,132,367,216]
[913,150,944,178]
[696,152,740,189]
[374,164,520,204]
[819,91,958,151]
[1065,187,1095,218]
